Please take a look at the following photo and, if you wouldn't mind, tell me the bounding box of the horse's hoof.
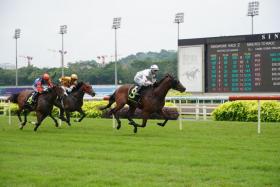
[116,125,121,130]
[133,127,137,133]
[157,123,164,127]
[19,122,25,129]
[34,128,37,132]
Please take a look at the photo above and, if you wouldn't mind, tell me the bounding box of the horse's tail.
[7,93,20,103]
[99,92,116,110]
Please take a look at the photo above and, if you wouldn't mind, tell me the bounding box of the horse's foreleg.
[139,118,148,128]
[75,108,85,122]
[65,111,71,126]
[49,113,59,127]
[34,113,47,132]
[134,111,150,133]
[157,119,168,127]
[17,109,22,122]
[133,111,149,133]
[156,109,169,127]
[54,100,66,121]
[59,108,66,121]
[132,118,147,133]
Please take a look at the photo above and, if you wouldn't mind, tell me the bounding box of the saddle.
[128,85,141,104]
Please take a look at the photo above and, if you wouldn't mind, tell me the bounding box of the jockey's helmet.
[71,74,78,80]
[42,73,50,81]
[150,64,159,73]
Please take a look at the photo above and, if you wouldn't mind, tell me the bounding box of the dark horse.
[100,74,186,133]
[55,82,96,126]
[8,85,64,131]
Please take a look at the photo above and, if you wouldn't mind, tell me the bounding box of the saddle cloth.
[128,85,140,103]
[25,92,35,107]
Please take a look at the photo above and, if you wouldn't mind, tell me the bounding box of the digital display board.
[207,41,280,92]
[178,33,280,93]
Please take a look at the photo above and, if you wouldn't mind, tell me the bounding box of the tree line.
[0,50,177,86]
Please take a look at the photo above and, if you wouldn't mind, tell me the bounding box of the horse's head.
[81,82,96,97]
[165,74,186,92]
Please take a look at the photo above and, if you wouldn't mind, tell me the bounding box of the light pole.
[59,25,67,77]
[112,17,121,89]
[19,55,33,67]
[174,13,184,41]
[247,1,259,35]
[174,13,184,82]
[174,13,184,129]
[14,28,21,86]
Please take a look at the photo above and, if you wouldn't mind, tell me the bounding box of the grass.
[0,116,280,187]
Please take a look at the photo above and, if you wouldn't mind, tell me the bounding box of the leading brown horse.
[8,85,64,131]
[100,74,186,133]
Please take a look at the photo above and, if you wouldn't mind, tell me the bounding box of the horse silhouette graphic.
[184,69,200,80]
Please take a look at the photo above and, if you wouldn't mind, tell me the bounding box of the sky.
[0,0,279,68]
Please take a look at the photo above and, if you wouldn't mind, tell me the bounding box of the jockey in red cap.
[29,73,53,105]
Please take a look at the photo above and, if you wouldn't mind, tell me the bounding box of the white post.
[195,104,199,120]
[179,99,182,130]
[258,100,261,134]
[203,105,207,120]
[112,115,116,128]
[1,100,4,115]
[8,100,11,125]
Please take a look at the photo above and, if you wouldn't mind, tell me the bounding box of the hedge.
[5,100,176,118]
[212,101,280,122]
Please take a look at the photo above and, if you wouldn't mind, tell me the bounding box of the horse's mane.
[157,73,174,85]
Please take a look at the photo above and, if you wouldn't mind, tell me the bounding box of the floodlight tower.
[174,13,184,41]
[59,25,67,77]
[112,17,121,88]
[13,28,21,86]
[174,13,184,82]
[19,55,33,66]
[247,1,259,35]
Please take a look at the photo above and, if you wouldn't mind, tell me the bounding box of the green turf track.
[0,116,280,187]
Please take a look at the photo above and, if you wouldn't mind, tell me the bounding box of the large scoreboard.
[178,33,280,93]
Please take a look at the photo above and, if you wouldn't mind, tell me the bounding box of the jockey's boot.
[136,86,144,104]
[31,92,39,106]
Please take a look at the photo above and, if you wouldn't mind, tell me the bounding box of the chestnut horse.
[100,74,186,133]
[54,82,96,126]
[8,85,64,131]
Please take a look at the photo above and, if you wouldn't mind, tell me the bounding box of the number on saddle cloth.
[128,85,141,103]
[26,92,36,106]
